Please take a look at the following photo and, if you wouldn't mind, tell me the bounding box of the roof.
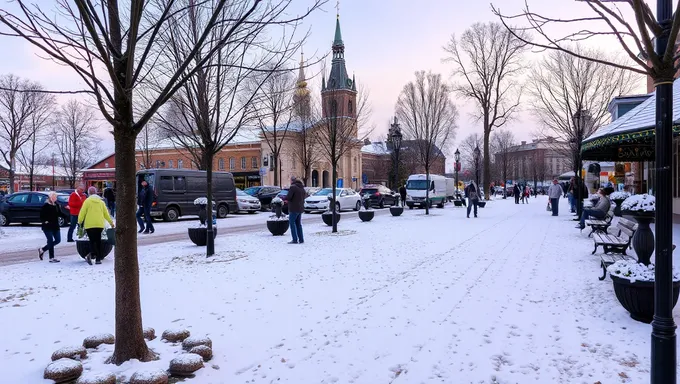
[153,128,262,150]
[361,142,391,155]
[0,160,73,177]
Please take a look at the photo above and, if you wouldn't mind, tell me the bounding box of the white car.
[304,187,362,213]
[236,188,261,213]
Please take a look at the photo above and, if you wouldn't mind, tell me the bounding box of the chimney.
[521,141,526,145]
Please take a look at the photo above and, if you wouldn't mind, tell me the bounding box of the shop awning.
[582,81,680,161]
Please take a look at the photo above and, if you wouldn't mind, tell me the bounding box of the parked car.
[136,169,238,222]
[0,191,70,227]
[359,185,399,208]
[304,187,321,197]
[276,189,290,214]
[243,186,281,210]
[235,188,261,213]
[304,187,361,213]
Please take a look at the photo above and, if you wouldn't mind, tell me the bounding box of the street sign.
[259,167,267,176]
[362,174,368,184]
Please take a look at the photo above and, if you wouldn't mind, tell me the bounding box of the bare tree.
[54,100,100,188]
[291,94,321,187]
[16,90,54,190]
[396,71,458,215]
[136,123,161,170]
[491,129,515,197]
[0,74,46,193]
[0,0,324,363]
[443,22,527,201]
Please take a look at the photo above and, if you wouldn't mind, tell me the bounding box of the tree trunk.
[110,131,150,364]
[273,152,279,187]
[206,150,215,257]
[483,130,491,201]
[331,163,338,233]
[9,156,15,193]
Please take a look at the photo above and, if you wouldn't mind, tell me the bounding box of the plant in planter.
[389,195,404,216]
[267,197,289,235]
[607,260,680,323]
[358,195,374,222]
[322,196,341,226]
[75,226,114,259]
[621,194,655,266]
[188,197,217,246]
[610,191,631,217]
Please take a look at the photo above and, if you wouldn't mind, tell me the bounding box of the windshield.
[244,187,259,196]
[314,188,333,196]
[406,180,428,190]
[236,189,249,196]
[361,189,378,194]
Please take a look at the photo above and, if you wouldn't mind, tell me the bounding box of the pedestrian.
[398,185,407,207]
[38,192,62,263]
[287,176,305,244]
[78,187,115,265]
[567,177,576,214]
[524,186,531,204]
[513,184,520,204]
[66,185,87,242]
[103,183,116,218]
[576,188,611,230]
[136,180,155,234]
[464,181,480,218]
[548,178,562,216]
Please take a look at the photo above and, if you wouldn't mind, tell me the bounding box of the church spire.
[293,49,310,119]
[325,14,352,92]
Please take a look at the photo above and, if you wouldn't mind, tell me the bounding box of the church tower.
[321,15,357,120]
[293,52,311,120]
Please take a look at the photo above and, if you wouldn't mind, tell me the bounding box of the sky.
[0,0,649,171]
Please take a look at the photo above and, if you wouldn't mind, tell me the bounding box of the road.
[0,208,394,267]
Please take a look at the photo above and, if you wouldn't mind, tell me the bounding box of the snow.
[44,358,82,376]
[3,197,680,383]
[610,191,631,200]
[193,197,208,205]
[608,260,680,283]
[621,193,656,212]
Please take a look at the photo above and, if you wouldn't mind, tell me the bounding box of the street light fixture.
[389,117,403,190]
[454,148,460,194]
[571,109,584,218]
[473,145,481,185]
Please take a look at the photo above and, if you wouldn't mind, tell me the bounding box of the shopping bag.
[105,228,116,246]
[546,202,551,212]
[77,223,85,239]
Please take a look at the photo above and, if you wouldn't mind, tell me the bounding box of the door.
[28,193,48,222]
[6,193,30,221]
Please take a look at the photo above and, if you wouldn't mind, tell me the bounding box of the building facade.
[497,138,571,185]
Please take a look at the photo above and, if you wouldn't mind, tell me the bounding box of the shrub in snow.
[82,333,114,349]
[271,197,283,205]
[129,369,169,384]
[75,372,116,384]
[44,358,83,383]
[182,336,212,351]
[161,328,190,343]
[193,197,207,205]
[610,191,631,200]
[621,194,655,212]
[143,327,156,341]
[51,345,87,361]
[268,214,288,221]
[607,260,680,283]
[168,353,204,376]
[189,345,213,362]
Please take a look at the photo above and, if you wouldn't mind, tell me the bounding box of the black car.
[0,192,70,227]
[276,189,289,214]
[359,185,399,208]
[244,186,281,210]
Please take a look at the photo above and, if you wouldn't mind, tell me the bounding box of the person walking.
[398,185,407,207]
[548,178,562,216]
[567,177,577,214]
[576,188,611,230]
[66,185,87,242]
[287,176,305,244]
[103,183,116,218]
[524,186,531,204]
[78,187,114,265]
[513,184,521,204]
[38,192,62,263]
[465,181,480,218]
[136,180,155,234]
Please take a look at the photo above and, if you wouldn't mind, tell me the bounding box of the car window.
[8,194,29,204]
[174,176,186,191]
[31,194,47,204]
[160,176,174,191]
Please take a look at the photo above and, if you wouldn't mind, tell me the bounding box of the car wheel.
[57,216,67,227]
[335,202,341,212]
[163,206,180,222]
[217,204,229,218]
[354,201,361,211]
[0,213,8,226]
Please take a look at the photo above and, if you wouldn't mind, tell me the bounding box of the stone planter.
[358,210,374,222]
[266,219,289,236]
[477,201,487,208]
[389,206,404,216]
[624,210,655,266]
[187,227,218,246]
[76,240,113,259]
[613,198,626,217]
[453,200,463,207]
[611,274,680,323]
[321,212,341,226]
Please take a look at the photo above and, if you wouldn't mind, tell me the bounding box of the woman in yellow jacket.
[78,186,115,265]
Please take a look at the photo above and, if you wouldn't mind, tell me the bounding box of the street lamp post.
[473,145,481,186]
[454,148,460,195]
[389,117,403,191]
[572,110,584,218]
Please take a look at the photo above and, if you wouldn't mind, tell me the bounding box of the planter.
[624,211,655,266]
[322,212,341,226]
[453,200,463,207]
[266,219,289,236]
[358,210,374,222]
[76,240,113,259]
[613,198,626,217]
[477,201,487,208]
[187,227,218,246]
[611,274,680,323]
[389,206,404,216]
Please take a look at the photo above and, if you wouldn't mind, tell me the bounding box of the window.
[174,176,186,191]
[348,100,353,114]
[178,159,183,169]
[292,156,296,170]
[219,158,225,171]
[156,160,163,168]
[251,156,258,169]
[30,193,47,204]
[104,162,109,168]
[8,194,28,204]
[330,100,338,116]
[229,157,235,170]
[168,160,174,168]
[160,176,174,191]
[241,157,246,170]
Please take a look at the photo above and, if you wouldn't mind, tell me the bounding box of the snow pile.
[621,193,655,212]
[194,197,215,206]
[610,191,631,200]
[271,197,283,205]
[268,215,288,221]
[608,260,680,282]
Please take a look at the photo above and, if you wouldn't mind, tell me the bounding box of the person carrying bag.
[78,186,115,265]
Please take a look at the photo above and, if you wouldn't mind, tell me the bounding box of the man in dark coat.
[513,184,521,204]
[287,176,305,244]
[103,183,116,217]
[136,180,155,234]
[398,185,407,207]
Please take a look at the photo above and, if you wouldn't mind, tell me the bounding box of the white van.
[445,177,456,201]
[405,174,448,209]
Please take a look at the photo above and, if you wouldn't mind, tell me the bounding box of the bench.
[591,217,637,256]
[584,205,615,237]
[598,254,637,280]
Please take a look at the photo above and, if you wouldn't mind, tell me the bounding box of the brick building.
[360,140,446,188]
[0,161,72,193]
[495,138,571,185]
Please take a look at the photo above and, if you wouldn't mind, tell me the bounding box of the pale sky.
[0,0,648,171]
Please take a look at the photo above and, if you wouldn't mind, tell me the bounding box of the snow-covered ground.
[1,197,679,383]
